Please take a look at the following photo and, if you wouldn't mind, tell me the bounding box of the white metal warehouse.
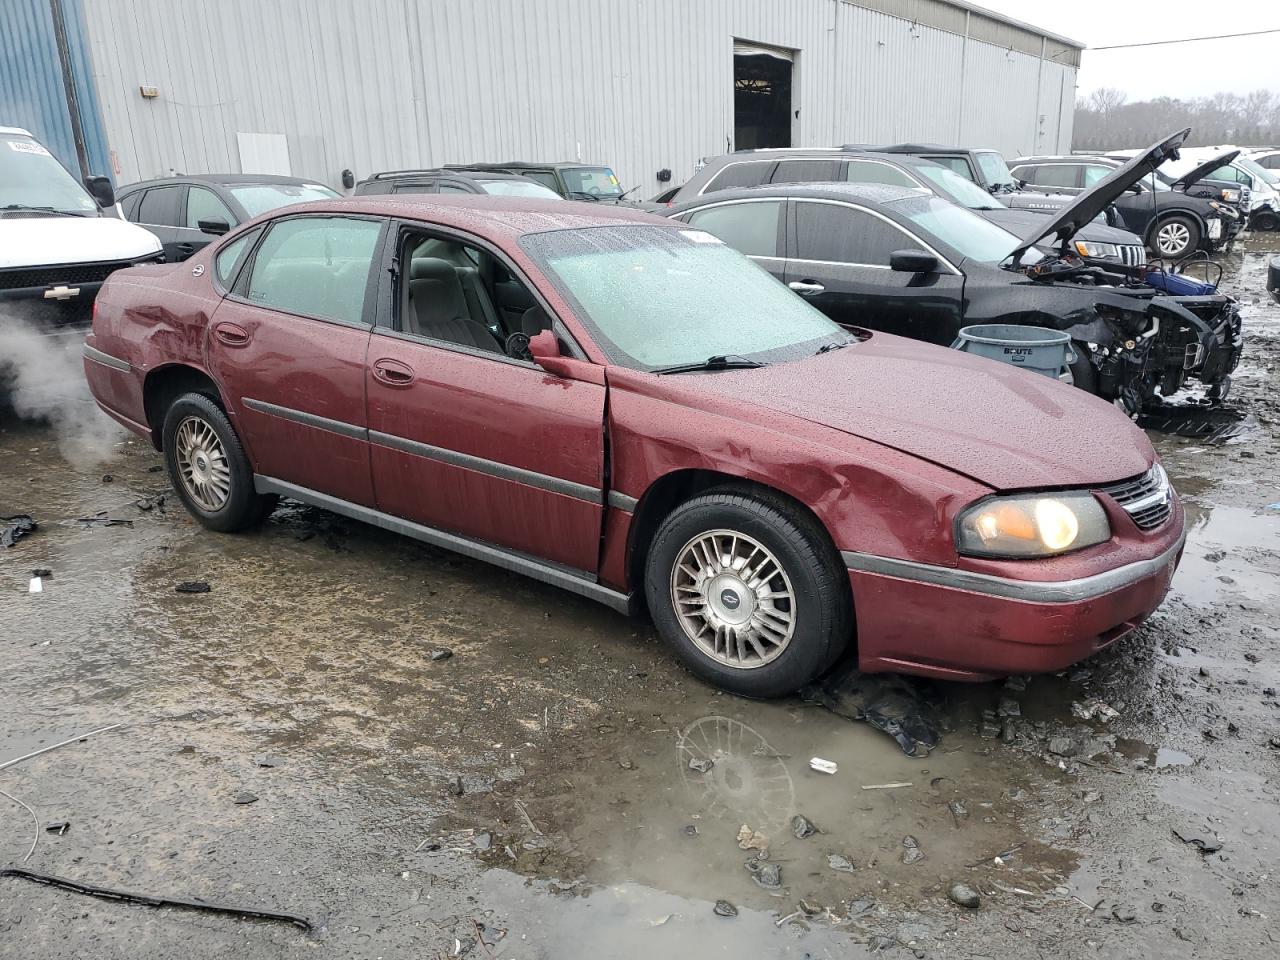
[71,0,1082,195]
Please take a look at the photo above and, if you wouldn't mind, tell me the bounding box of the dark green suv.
[445,162,636,203]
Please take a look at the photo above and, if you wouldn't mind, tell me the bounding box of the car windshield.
[1236,156,1279,186]
[228,182,339,218]
[0,134,99,215]
[560,166,625,199]
[520,225,849,371]
[976,151,1016,190]
[888,194,1027,263]
[479,179,561,199]
[913,163,1008,210]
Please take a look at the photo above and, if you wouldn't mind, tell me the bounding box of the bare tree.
[1073,88,1280,151]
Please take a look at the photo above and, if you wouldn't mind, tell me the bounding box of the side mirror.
[889,249,938,274]
[1127,183,1143,194]
[529,329,575,378]
[83,175,115,208]
[198,218,231,236]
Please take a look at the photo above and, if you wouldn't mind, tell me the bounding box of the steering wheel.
[505,331,532,361]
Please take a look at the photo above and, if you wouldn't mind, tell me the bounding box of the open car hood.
[1170,149,1241,190]
[1009,128,1191,264]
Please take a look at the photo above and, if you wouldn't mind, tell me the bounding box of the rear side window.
[186,187,236,229]
[702,160,774,193]
[928,157,973,180]
[1032,164,1081,189]
[437,183,472,194]
[214,229,259,288]
[136,186,182,226]
[522,170,560,192]
[771,159,839,184]
[392,183,436,194]
[1259,154,1280,169]
[245,216,383,326]
[794,201,912,266]
[845,160,917,188]
[684,201,782,257]
[120,191,142,221]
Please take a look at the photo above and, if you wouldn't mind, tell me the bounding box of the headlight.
[957,492,1111,558]
[1073,240,1119,259]
[1221,189,1241,204]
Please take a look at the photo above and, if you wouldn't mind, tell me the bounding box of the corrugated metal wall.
[76,0,1077,193]
[0,0,114,180]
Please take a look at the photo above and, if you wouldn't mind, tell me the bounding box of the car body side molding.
[607,490,638,513]
[253,475,634,615]
[242,397,367,441]
[83,344,132,372]
[842,533,1185,604]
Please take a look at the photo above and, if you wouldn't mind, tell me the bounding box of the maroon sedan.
[83,197,1185,697]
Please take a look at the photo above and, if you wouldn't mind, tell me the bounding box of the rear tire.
[644,487,851,698]
[162,393,275,532]
[1149,215,1200,260]
[1253,211,1279,232]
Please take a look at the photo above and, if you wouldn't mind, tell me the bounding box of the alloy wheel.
[1156,222,1191,256]
[174,416,232,511]
[670,529,796,669]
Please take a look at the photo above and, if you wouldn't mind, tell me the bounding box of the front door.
[783,199,965,345]
[131,184,187,262]
[176,185,238,260]
[206,213,386,505]
[364,223,606,573]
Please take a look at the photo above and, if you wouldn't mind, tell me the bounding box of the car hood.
[1170,149,1241,190]
[0,214,161,268]
[1010,128,1191,262]
[671,333,1153,491]
[981,208,1141,246]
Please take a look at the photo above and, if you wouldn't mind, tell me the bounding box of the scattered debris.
[862,782,912,791]
[1111,903,1137,923]
[948,882,981,908]
[132,493,166,511]
[901,835,925,865]
[801,665,940,757]
[0,722,125,773]
[1003,675,1028,692]
[255,755,284,768]
[617,758,635,770]
[0,867,313,932]
[688,756,714,774]
[1172,829,1222,854]
[746,860,782,889]
[791,814,819,839]
[1081,790,1102,803]
[44,821,70,836]
[473,832,492,851]
[978,710,1002,739]
[1068,666,1093,683]
[826,853,856,873]
[997,697,1021,718]
[513,799,542,836]
[798,898,823,916]
[430,648,453,662]
[1072,698,1120,723]
[713,899,738,917]
[683,824,698,837]
[101,474,113,483]
[28,576,42,594]
[1048,737,1078,757]
[809,757,838,775]
[448,776,465,796]
[846,897,875,916]
[74,513,133,528]
[737,824,768,851]
[947,800,969,824]
[175,581,210,594]
[31,568,51,578]
[233,792,258,805]
[0,789,39,863]
[2,515,37,548]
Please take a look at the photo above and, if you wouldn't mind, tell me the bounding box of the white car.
[1158,146,1280,231]
[1,126,161,337]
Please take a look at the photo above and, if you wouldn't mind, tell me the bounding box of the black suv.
[445,162,635,203]
[667,148,1147,270]
[1010,152,1243,258]
[354,168,560,199]
[844,143,1020,194]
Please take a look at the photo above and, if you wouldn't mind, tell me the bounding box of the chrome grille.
[1099,464,1173,530]
[1118,244,1147,267]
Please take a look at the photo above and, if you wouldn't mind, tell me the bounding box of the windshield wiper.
[814,340,850,356]
[653,354,764,375]
[566,191,602,202]
[0,204,78,217]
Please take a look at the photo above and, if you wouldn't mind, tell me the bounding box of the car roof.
[120,174,331,190]
[673,181,927,208]
[363,168,532,182]
[451,161,606,171]
[1011,155,1114,164]
[243,194,665,241]
[0,125,34,137]
[856,143,999,155]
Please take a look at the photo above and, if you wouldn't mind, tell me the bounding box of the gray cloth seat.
[406,258,502,351]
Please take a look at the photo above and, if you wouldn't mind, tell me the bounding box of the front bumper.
[844,508,1186,681]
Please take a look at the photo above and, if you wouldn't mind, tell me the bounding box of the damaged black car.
[666,129,1243,412]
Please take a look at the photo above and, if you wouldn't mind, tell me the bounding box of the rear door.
[364,220,607,573]
[177,185,238,260]
[783,199,964,344]
[206,213,386,505]
[677,198,787,283]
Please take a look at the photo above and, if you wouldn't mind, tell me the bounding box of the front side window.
[560,166,624,199]
[703,160,774,194]
[1083,165,1111,187]
[0,134,98,215]
[522,170,561,193]
[794,201,913,266]
[845,160,917,189]
[684,201,781,257]
[186,187,236,229]
[888,194,1026,264]
[1235,157,1278,186]
[245,216,382,326]
[520,225,846,371]
[137,186,182,226]
[228,182,339,218]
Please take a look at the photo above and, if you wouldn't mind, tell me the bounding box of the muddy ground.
[2,236,1278,960]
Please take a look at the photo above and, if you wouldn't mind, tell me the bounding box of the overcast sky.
[974,1,1280,101]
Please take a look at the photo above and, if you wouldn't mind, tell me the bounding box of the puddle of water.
[1169,502,1280,607]
[1154,748,1193,770]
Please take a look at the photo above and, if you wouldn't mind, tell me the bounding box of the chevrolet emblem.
[43,285,81,301]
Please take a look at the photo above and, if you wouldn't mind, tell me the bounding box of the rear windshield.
[479,180,561,199]
[520,225,847,371]
[229,182,340,218]
[560,167,624,199]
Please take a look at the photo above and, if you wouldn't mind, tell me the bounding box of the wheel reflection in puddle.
[675,715,794,834]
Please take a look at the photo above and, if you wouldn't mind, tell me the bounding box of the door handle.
[788,280,825,296]
[177,242,194,255]
[372,358,415,386]
[212,322,250,346]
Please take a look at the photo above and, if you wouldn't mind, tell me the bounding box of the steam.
[0,308,126,468]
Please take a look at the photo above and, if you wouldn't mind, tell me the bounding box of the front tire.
[1150,215,1200,259]
[1253,211,1278,232]
[644,488,851,698]
[162,393,275,532]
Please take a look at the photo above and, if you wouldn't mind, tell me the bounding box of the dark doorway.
[733,44,793,150]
